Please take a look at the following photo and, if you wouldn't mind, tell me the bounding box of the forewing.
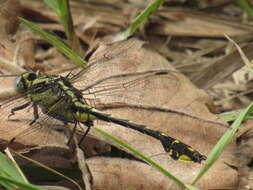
[71,39,182,109]
[0,95,68,149]
[77,70,181,109]
[70,38,146,86]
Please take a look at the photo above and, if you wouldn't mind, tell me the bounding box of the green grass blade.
[43,0,59,13]
[94,127,198,190]
[235,0,253,19]
[0,152,33,189]
[219,109,253,123]
[192,102,253,184]
[57,0,71,38]
[0,175,45,190]
[44,0,82,55]
[115,0,165,41]
[20,18,86,67]
[11,150,83,190]
[219,109,242,123]
[0,152,25,189]
[185,184,201,190]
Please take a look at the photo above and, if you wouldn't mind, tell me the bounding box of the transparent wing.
[0,95,68,149]
[69,38,145,83]
[75,69,181,108]
[69,40,183,109]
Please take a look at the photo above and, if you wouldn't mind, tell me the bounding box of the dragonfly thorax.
[14,72,96,124]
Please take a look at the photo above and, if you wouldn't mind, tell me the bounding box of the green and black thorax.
[15,72,96,124]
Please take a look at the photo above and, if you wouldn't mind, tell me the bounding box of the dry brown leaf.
[236,122,253,190]
[87,157,181,190]
[0,37,238,189]
[192,43,253,89]
[20,0,251,43]
[195,0,231,8]
[73,38,237,189]
[152,7,253,37]
[0,0,21,37]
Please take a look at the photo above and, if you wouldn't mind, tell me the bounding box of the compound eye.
[27,72,37,81]
[14,76,26,93]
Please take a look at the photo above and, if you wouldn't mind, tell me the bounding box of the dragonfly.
[0,39,207,163]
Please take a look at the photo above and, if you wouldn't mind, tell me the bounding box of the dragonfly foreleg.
[8,102,31,118]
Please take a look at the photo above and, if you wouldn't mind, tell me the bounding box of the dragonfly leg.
[67,121,78,145]
[29,104,39,125]
[78,120,94,146]
[8,102,31,118]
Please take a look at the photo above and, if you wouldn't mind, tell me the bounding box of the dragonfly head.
[14,72,38,93]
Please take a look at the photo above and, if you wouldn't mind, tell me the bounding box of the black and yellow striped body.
[14,72,206,163]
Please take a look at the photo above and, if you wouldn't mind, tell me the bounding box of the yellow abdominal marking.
[173,140,180,144]
[161,132,169,136]
[187,147,195,152]
[178,155,192,162]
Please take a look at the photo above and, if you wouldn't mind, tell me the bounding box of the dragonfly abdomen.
[84,108,206,163]
[72,102,97,122]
